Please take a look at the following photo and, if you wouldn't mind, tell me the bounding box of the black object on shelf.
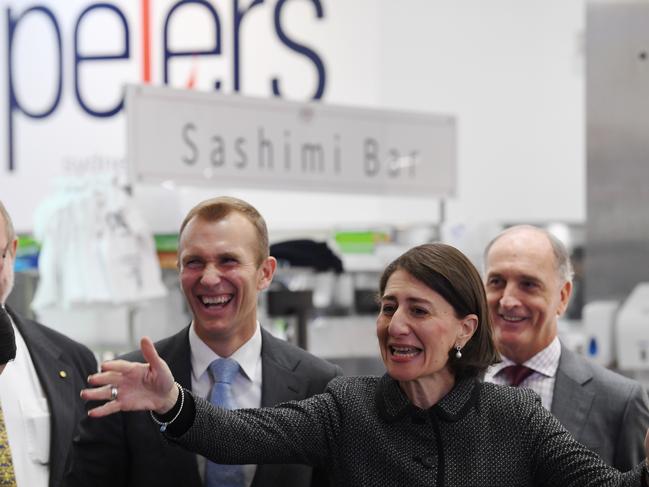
[266,290,313,350]
[354,289,379,315]
[270,240,343,273]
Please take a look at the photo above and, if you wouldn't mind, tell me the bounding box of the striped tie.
[0,404,16,487]
[502,364,535,387]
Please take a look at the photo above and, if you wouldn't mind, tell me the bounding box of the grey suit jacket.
[64,325,341,487]
[7,306,97,487]
[551,344,649,471]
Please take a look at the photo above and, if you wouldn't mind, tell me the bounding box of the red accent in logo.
[141,0,151,83]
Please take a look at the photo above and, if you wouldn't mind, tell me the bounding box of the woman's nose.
[388,309,409,336]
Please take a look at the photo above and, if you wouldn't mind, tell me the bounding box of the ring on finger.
[110,386,118,401]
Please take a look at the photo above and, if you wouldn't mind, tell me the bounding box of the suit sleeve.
[613,382,649,471]
[525,395,645,487]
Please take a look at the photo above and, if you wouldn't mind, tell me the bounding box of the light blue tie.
[205,358,245,487]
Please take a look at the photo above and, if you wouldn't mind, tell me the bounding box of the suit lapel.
[253,329,309,487]
[9,310,76,487]
[164,327,193,390]
[551,345,595,443]
[260,329,307,407]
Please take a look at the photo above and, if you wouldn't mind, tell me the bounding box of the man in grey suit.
[482,224,649,471]
[65,196,341,487]
[0,200,97,487]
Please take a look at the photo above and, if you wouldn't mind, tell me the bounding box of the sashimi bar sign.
[181,126,411,178]
[127,85,457,197]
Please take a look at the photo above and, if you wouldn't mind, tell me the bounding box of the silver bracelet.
[149,382,184,432]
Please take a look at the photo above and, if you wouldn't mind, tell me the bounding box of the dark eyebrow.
[380,295,431,306]
[180,253,202,262]
[219,251,242,261]
[485,272,500,279]
[486,271,541,282]
[520,274,544,286]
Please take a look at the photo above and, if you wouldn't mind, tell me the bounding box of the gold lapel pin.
[59,370,68,379]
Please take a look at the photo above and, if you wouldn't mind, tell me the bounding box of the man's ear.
[257,256,277,291]
[556,280,573,317]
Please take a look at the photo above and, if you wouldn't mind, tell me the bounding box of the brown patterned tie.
[502,364,534,387]
[0,403,16,487]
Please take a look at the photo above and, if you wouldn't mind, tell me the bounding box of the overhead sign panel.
[127,85,456,197]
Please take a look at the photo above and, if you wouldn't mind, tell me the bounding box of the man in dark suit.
[65,196,341,487]
[483,224,649,470]
[0,200,97,487]
[0,307,16,373]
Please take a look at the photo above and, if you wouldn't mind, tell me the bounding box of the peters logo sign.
[4,0,327,174]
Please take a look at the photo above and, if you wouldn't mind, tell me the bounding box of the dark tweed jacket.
[171,375,647,486]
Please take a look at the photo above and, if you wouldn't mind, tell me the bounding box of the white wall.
[378,0,585,226]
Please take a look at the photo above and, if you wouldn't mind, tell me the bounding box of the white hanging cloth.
[32,177,167,310]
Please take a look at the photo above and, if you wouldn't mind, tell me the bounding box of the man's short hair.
[178,196,269,265]
[484,225,574,284]
[0,200,16,247]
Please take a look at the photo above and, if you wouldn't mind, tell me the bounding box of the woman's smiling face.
[377,269,468,384]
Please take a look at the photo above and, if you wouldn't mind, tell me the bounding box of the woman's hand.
[81,337,178,417]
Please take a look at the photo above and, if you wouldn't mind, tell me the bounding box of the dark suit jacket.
[551,344,649,471]
[173,376,646,486]
[6,305,97,487]
[64,326,341,487]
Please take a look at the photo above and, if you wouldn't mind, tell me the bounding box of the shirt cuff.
[152,387,196,437]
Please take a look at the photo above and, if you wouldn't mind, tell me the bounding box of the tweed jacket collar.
[376,374,480,423]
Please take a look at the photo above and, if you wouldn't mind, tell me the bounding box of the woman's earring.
[455,344,462,359]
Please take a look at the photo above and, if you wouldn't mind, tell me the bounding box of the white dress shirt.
[189,321,263,487]
[0,318,50,487]
[484,336,561,410]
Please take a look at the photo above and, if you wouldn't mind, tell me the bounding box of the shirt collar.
[189,321,262,383]
[376,374,480,423]
[491,335,562,378]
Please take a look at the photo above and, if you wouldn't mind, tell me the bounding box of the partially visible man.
[0,307,16,374]
[66,196,341,487]
[0,200,97,487]
[483,224,649,471]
